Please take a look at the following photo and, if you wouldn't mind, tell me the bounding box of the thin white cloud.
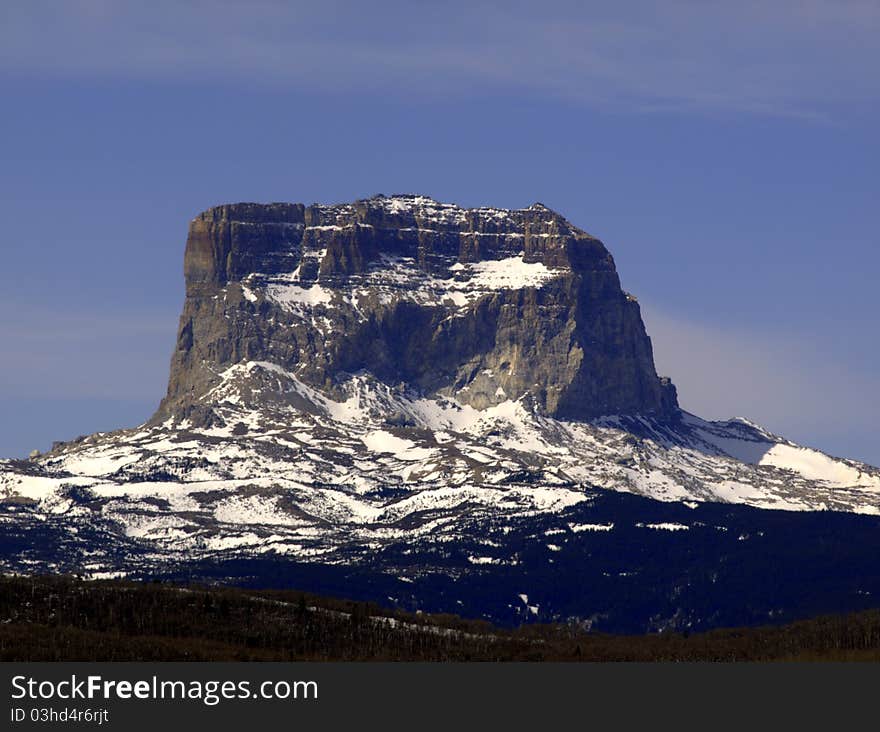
[641,302,879,462]
[1,1,878,118]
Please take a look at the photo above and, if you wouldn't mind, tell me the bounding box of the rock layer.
[156,195,677,425]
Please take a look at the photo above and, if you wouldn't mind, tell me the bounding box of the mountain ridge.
[2,195,879,631]
[157,194,678,427]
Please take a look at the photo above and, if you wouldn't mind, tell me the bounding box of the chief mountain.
[3,195,879,632]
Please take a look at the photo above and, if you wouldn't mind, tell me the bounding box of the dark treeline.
[3,575,880,661]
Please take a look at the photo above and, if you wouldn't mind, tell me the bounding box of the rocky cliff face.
[156,195,677,426]
[4,194,880,631]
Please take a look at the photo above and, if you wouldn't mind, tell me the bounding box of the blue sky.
[1,1,878,464]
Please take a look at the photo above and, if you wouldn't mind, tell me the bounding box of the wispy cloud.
[641,302,880,463]
[2,1,878,119]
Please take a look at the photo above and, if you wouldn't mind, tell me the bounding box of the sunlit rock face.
[4,195,880,633]
[158,195,678,427]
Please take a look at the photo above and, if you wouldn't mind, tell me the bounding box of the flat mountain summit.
[2,195,879,631]
[159,193,677,427]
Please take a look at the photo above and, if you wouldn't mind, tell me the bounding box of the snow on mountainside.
[2,361,878,565]
[1,194,878,577]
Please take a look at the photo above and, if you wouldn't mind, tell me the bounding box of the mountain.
[2,194,880,632]
[160,195,677,424]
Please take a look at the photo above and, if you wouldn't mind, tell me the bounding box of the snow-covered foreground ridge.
[2,360,878,560]
[3,195,878,566]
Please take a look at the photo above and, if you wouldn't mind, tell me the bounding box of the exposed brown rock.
[155,195,677,425]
